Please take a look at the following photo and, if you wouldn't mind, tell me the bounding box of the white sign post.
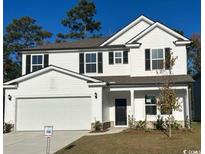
[44,126,53,154]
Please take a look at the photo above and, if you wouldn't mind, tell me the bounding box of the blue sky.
[4,0,201,42]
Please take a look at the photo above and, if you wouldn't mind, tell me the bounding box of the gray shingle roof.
[20,37,109,51]
[93,75,194,85]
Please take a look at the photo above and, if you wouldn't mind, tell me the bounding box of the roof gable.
[127,22,189,44]
[100,15,154,46]
[4,65,102,85]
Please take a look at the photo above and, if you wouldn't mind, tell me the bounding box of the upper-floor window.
[152,49,164,70]
[85,53,97,73]
[109,51,128,65]
[31,55,44,72]
[145,48,171,71]
[25,54,48,74]
[114,51,123,64]
[79,52,103,74]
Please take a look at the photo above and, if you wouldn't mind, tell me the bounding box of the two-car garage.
[16,97,91,131]
[4,63,191,131]
[4,66,103,131]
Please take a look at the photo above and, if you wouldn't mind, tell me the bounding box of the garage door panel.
[16,97,91,131]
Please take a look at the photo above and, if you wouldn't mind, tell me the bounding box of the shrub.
[3,122,13,133]
[135,120,146,130]
[171,120,182,130]
[155,115,165,130]
[155,116,182,130]
[94,121,102,131]
[164,117,182,130]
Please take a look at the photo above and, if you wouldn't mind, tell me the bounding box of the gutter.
[87,82,107,87]
[173,40,192,45]
[3,84,18,89]
[17,45,127,53]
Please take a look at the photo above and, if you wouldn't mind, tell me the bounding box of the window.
[115,51,122,64]
[31,55,43,72]
[152,49,164,69]
[145,95,157,115]
[109,51,128,65]
[85,53,97,73]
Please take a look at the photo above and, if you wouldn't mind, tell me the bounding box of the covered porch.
[102,85,191,128]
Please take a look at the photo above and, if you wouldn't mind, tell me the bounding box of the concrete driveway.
[4,131,88,154]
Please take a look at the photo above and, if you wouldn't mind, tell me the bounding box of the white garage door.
[16,97,91,131]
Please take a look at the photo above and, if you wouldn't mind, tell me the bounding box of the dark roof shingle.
[93,75,194,85]
[21,37,109,51]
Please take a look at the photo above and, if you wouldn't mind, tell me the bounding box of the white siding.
[105,89,186,125]
[89,51,130,76]
[102,87,110,122]
[89,86,103,123]
[4,70,102,124]
[109,20,151,45]
[6,16,190,130]
[49,52,79,73]
[22,50,131,76]
[4,89,16,124]
[130,27,187,76]
[20,19,188,77]
[18,71,90,95]
[134,90,185,121]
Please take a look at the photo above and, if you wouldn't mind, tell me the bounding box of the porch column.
[185,87,191,128]
[130,90,135,118]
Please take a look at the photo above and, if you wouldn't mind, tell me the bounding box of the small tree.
[157,51,181,137]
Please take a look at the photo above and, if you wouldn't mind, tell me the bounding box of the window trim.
[84,52,98,73]
[31,54,44,72]
[145,95,157,115]
[114,51,123,64]
[150,48,164,70]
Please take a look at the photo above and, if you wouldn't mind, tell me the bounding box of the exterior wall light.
[94,92,97,99]
[8,94,12,101]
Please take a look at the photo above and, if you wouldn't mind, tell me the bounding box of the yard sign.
[44,126,53,137]
[44,126,53,154]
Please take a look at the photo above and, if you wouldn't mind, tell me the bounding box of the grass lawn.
[55,122,201,154]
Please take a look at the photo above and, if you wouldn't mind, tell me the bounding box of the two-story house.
[3,15,194,131]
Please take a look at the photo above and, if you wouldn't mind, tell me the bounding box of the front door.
[115,99,127,126]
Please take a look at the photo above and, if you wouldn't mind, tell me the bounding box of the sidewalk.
[87,127,127,136]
